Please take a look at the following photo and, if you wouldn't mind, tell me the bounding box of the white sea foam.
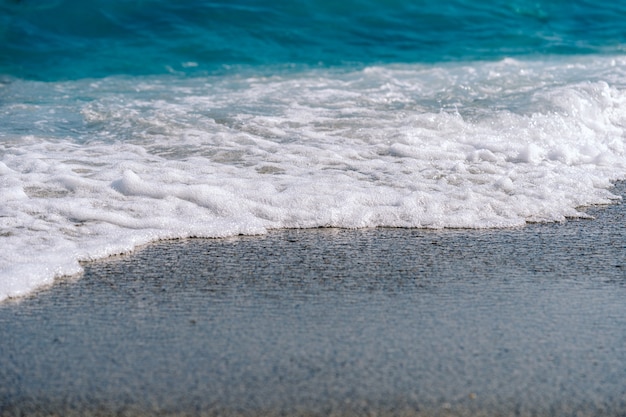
[1,56,626,300]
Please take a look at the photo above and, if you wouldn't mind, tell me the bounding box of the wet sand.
[1,184,626,417]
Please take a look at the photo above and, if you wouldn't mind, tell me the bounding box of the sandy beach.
[1,183,625,417]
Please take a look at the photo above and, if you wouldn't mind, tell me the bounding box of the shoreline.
[1,183,625,417]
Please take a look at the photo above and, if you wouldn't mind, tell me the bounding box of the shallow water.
[1,184,625,416]
[3,1,626,301]
[3,56,626,302]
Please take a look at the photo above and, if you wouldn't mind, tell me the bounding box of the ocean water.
[1,0,626,301]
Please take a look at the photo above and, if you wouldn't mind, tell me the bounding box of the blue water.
[2,0,626,80]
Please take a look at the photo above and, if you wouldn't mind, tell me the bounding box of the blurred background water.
[2,0,626,79]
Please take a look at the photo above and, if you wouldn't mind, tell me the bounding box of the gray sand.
[1,184,626,417]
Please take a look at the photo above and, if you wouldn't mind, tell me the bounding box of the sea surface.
[2,0,626,300]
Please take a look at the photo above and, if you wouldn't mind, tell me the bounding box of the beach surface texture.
[1,183,626,416]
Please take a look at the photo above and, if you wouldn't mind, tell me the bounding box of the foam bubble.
[1,56,626,300]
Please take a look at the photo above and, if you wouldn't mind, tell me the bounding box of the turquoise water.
[2,0,626,79]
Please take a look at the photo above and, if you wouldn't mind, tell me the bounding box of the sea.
[1,0,626,301]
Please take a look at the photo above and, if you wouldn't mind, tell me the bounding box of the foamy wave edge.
[2,56,626,301]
